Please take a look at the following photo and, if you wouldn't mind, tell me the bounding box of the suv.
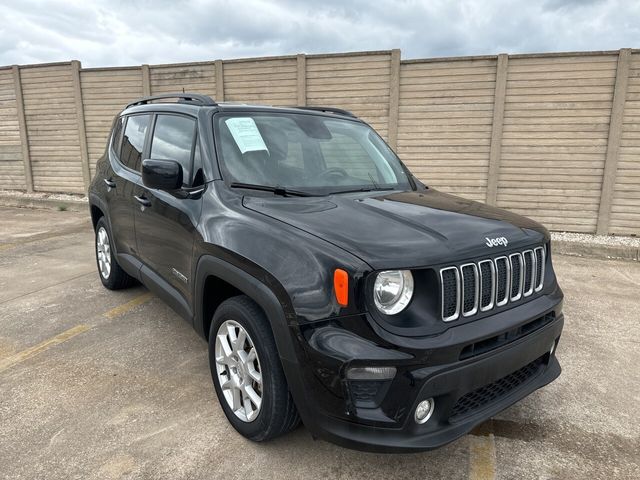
[89,93,563,452]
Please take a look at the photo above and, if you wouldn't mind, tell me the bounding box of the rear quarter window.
[111,116,124,157]
[121,114,151,171]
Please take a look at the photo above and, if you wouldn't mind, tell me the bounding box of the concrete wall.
[0,48,638,235]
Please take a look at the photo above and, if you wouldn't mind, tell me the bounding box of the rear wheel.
[95,217,135,290]
[208,295,300,441]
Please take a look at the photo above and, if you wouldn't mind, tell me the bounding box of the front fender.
[193,253,321,431]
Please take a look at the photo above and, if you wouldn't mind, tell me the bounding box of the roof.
[122,93,359,119]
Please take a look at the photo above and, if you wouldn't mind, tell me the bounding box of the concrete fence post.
[297,53,306,106]
[141,64,151,96]
[215,59,224,102]
[12,65,33,192]
[596,48,632,235]
[485,53,509,206]
[387,49,401,150]
[71,60,91,189]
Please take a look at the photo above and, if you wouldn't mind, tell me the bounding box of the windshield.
[213,112,413,195]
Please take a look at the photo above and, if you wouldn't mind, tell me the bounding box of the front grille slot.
[461,263,478,317]
[478,260,495,311]
[509,253,523,301]
[522,250,535,297]
[494,257,510,307]
[439,246,545,321]
[440,267,460,321]
[449,354,547,422]
[534,246,545,292]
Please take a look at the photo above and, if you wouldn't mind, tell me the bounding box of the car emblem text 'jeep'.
[485,236,508,248]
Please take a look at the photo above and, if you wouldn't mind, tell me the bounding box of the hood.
[243,188,548,270]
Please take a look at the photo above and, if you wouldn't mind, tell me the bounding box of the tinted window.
[121,114,151,171]
[150,115,196,186]
[111,116,124,157]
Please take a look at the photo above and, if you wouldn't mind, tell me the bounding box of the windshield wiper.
[229,182,315,197]
[329,186,395,195]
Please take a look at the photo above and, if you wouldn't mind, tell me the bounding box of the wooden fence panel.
[306,52,392,140]
[149,62,216,98]
[223,57,297,106]
[20,63,84,193]
[80,67,143,177]
[397,58,496,202]
[0,68,24,190]
[611,52,640,235]
[497,54,618,233]
[2,49,639,236]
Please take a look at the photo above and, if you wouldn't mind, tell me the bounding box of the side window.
[111,116,124,157]
[150,115,197,187]
[121,114,151,171]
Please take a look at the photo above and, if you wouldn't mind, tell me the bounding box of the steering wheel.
[318,167,349,179]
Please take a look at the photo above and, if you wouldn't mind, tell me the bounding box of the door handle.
[103,178,116,188]
[134,195,151,207]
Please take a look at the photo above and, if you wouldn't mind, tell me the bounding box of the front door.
[133,113,202,307]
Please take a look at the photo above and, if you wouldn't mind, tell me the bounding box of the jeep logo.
[486,236,508,248]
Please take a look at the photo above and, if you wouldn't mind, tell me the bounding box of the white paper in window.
[225,117,269,154]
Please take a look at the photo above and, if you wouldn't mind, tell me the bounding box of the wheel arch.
[89,193,110,232]
[194,254,298,364]
[194,253,316,432]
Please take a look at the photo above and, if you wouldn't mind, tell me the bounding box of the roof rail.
[292,106,357,118]
[125,93,217,109]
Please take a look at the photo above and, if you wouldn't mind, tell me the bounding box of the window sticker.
[225,117,269,154]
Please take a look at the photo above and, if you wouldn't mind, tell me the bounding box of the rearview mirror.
[142,159,182,191]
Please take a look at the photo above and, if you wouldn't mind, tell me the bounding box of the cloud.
[0,0,637,67]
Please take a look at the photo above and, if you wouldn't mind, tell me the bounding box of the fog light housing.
[415,398,435,424]
[346,366,396,381]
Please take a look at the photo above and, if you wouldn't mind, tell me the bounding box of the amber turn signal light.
[333,269,349,307]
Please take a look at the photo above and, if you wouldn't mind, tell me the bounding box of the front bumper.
[288,291,564,453]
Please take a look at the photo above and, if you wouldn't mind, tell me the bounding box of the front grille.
[439,246,545,321]
[449,355,547,422]
[459,312,555,360]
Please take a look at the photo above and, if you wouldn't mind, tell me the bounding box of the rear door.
[133,113,202,312]
[104,114,151,260]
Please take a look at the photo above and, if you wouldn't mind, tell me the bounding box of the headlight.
[373,270,414,315]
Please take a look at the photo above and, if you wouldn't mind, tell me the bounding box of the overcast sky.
[0,0,638,67]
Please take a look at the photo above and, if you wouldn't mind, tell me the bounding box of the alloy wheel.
[96,226,111,279]
[214,320,263,422]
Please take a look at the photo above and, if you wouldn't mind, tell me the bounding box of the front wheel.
[95,217,135,290]
[208,295,300,441]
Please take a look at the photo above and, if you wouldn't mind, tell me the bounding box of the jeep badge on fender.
[88,93,564,453]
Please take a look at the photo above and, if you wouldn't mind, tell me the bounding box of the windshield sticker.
[225,117,269,154]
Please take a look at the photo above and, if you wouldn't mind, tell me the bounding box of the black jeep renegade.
[89,93,563,453]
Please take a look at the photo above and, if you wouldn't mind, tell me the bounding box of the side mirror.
[142,159,182,191]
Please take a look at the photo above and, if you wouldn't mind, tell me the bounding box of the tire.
[95,217,136,290]
[208,295,300,441]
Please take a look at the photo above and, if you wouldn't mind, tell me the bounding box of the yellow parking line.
[0,243,16,251]
[0,324,91,373]
[469,432,497,480]
[104,292,153,319]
